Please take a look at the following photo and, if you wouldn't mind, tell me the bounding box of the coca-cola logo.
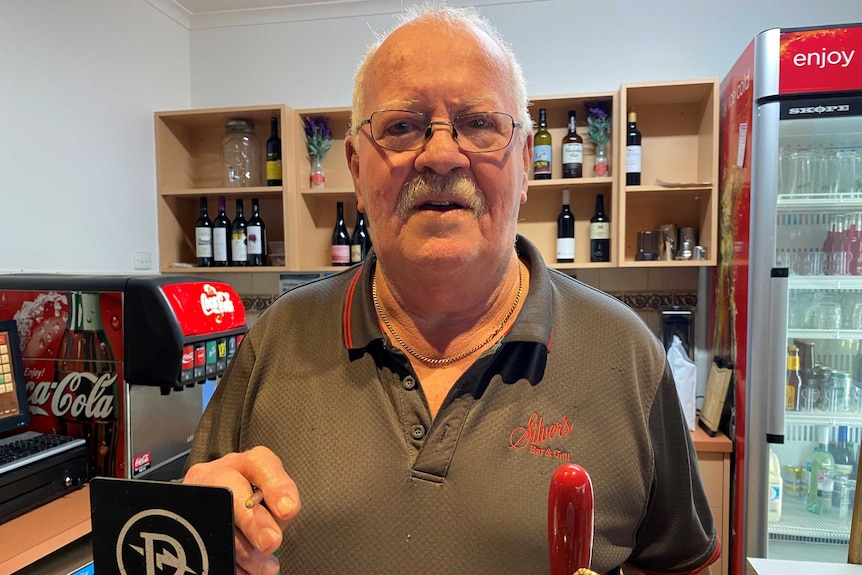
[27,371,117,420]
[200,283,235,324]
[133,451,152,472]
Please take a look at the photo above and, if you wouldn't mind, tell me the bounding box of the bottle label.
[590,222,610,240]
[231,232,248,261]
[556,237,575,261]
[213,228,228,262]
[626,145,642,173]
[533,145,552,176]
[332,244,350,265]
[351,244,363,263]
[247,225,263,255]
[195,227,213,258]
[267,160,282,181]
[562,143,583,165]
[311,171,325,188]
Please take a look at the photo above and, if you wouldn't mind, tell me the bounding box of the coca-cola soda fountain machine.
[0,275,246,480]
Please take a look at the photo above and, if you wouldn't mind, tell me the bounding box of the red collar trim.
[342,265,364,349]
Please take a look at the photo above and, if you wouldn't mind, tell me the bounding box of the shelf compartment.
[519,182,616,267]
[157,193,285,271]
[619,187,715,266]
[156,105,291,191]
[769,494,850,544]
[527,92,617,181]
[618,79,718,186]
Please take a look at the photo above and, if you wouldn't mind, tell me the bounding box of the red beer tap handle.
[548,463,594,575]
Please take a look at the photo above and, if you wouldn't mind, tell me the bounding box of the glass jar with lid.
[222,119,261,187]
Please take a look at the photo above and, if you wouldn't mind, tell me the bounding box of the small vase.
[594,143,609,177]
[310,155,325,188]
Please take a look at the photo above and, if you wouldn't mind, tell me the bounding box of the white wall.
[0,0,189,273]
[188,0,862,110]
[3,1,861,273]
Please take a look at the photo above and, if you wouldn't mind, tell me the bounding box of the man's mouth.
[418,200,464,211]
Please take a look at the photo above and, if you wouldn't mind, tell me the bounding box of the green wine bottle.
[532,108,552,180]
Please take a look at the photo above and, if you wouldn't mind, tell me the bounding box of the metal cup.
[677,227,695,260]
[658,224,677,261]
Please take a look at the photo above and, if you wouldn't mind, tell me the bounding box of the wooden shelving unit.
[153,80,719,274]
[617,79,720,267]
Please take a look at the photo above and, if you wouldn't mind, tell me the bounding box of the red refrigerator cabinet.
[714,23,862,574]
[0,274,246,481]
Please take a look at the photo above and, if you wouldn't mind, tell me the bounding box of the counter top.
[0,485,91,574]
[691,425,733,453]
[748,557,862,574]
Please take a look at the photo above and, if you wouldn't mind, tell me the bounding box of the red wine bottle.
[247,198,266,266]
[266,117,282,186]
[589,194,611,262]
[194,196,213,267]
[350,206,372,263]
[556,189,575,263]
[212,195,231,266]
[626,110,642,186]
[230,198,248,266]
[331,201,350,266]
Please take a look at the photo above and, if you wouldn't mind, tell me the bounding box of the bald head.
[349,5,530,144]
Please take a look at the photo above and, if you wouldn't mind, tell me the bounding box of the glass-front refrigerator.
[714,23,862,574]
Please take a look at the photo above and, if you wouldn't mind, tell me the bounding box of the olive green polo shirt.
[187,235,718,575]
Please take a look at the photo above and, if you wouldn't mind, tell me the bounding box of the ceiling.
[150,0,529,29]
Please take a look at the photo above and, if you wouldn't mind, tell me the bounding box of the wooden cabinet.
[521,92,618,269]
[289,107,358,270]
[155,104,295,273]
[692,427,732,575]
[154,79,719,274]
[617,79,720,267]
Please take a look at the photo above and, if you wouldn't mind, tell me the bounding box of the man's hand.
[184,446,301,575]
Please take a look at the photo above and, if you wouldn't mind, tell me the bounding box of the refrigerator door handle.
[766,267,788,444]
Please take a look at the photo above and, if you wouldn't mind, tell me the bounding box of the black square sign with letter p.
[90,477,236,575]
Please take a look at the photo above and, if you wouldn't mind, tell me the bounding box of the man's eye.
[386,120,422,136]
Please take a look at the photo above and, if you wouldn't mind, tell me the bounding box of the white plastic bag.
[667,335,697,431]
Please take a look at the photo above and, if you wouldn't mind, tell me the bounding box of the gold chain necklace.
[371,263,523,366]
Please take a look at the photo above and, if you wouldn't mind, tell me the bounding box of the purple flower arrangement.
[584,101,612,148]
[304,116,333,160]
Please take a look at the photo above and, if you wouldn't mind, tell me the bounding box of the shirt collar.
[341,235,554,352]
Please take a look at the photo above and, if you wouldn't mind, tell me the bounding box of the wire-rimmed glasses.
[358,110,521,153]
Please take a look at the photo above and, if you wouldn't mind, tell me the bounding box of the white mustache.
[397,173,486,220]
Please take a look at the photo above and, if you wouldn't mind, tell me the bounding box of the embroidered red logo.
[509,412,573,461]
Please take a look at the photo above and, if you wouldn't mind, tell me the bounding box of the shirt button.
[402,376,417,391]
[411,424,426,440]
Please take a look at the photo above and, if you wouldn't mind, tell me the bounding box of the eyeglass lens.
[368,110,515,152]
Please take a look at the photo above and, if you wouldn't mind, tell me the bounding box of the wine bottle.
[807,426,835,514]
[332,201,351,266]
[247,197,267,266]
[350,206,372,264]
[589,194,610,262]
[266,117,282,186]
[561,110,583,179]
[626,110,642,186]
[194,196,213,267]
[556,189,575,263]
[212,195,231,266]
[532,108,552,180]
[230,198,248,266]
